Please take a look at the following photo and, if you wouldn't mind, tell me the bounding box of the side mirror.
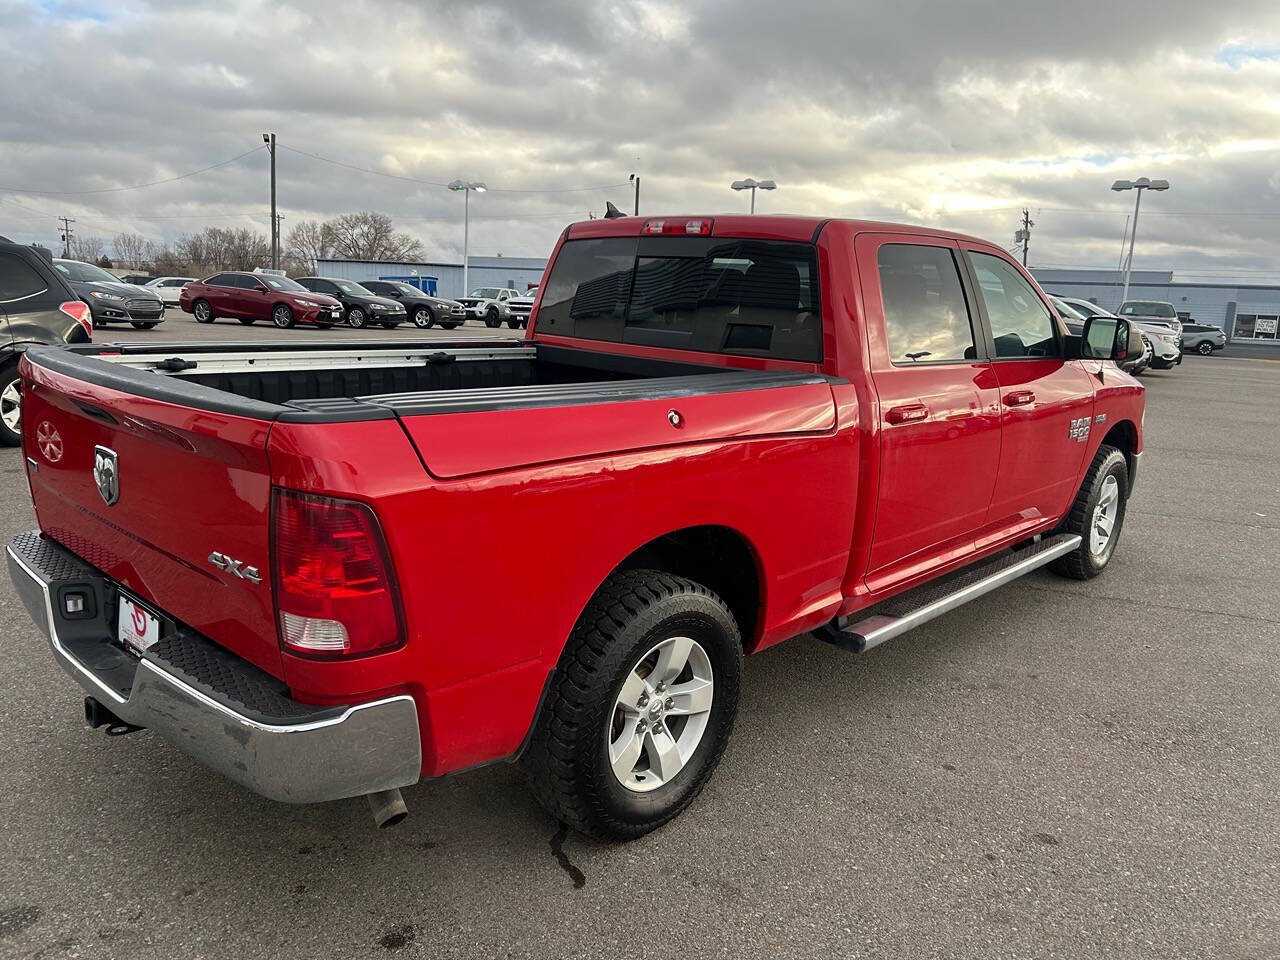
[1080,315,1137,361]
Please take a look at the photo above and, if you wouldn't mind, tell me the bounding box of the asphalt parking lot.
[0,339,1276,959]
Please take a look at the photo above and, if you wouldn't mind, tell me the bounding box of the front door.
[857,234,1003,591]
[961,247,1096,548]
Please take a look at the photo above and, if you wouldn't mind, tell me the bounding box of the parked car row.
[1050,296,1227,371]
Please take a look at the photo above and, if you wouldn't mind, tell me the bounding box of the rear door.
[961,247,1096,547]
[856,233,1002,590]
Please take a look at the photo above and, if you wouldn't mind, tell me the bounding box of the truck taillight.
[271,489,405,658]
[643,218,713,235]
[59,301,93,339]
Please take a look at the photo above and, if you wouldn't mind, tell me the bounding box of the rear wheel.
[193,299,214,324]
[0,363,22,446]
[1051,445,1129,580]
[347,307,367,329]
[1197,341,1213,356]
[521,570,742,841]
[272,304,295,329]
[238,317,256,325]
[413,307,434,329]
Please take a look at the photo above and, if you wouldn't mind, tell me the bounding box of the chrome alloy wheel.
[608,636,714,793]
[1,378,21,433]
[1090,474,1120,559]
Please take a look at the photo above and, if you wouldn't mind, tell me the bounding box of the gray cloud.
[1,0,1278,276]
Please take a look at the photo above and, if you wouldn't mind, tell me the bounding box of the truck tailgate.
[22,357,283,677]
[382,372,838,478]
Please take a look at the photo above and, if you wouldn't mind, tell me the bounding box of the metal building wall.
[316,257,547,300]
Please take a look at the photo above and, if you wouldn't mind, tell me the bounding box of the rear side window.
[876,244,976,364]
[969,253,1058,358]
[0,253,49,303]
[207,274,233,286]
[539,236,822,362]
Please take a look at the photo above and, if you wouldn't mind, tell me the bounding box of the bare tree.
[325,212,424,262]
[112,232,150,270]
[285,220,334,273]
[174,227,271,274]
[67,234,105,263]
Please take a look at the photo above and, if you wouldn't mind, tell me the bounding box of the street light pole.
[730,178,777,213]
[629,173,640,216]
[263,133,277,270]
[448,179,487,297]
[1112,177,1169,304]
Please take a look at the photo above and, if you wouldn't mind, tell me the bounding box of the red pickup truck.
[8,215,1145,840]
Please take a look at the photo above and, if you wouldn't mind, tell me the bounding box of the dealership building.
[1030,268,1280,344]
[316,255,548,301]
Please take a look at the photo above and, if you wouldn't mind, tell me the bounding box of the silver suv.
[1118,301,1183,369]
[1181,323,1227,356]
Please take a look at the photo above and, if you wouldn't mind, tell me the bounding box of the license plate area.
[117,590,162,656]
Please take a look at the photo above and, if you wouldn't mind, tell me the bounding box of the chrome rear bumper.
[7,531,421,804]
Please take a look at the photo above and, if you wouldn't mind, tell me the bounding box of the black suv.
[361,280,466,329]
[295,277,406,329]
[0,237,93,444]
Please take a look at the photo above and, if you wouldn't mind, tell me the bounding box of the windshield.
[469,287,503,298]
[334,280,375,296]
[262,276,307,292]
[1120,301,1176,318]
[391,282,423,297]
[54,260,118,283]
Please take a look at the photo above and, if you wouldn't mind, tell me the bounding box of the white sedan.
[146,276,196,306]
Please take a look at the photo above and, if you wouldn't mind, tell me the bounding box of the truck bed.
[34,339,820,421]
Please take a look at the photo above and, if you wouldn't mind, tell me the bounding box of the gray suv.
[1181,323,1227,356]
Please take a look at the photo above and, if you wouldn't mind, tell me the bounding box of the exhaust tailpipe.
[366,788,408,828]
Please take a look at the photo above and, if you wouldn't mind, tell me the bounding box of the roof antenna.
[603,201,626,220]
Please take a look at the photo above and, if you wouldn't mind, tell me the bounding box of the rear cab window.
[538,236,822,362]
[876,244,977,364]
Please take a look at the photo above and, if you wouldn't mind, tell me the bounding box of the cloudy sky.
[2,0,1279,280]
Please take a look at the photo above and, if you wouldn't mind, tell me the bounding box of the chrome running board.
[820,533,1082,653]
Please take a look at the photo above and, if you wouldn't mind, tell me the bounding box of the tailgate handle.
[75,401,118,425]
[886,403,930,425]
[1003,390,1036,407]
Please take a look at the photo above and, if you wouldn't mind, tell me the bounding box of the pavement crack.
[549,824,586,889]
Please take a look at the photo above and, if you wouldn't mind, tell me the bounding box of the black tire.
[315,322,334,330]
[0,363,22,447]
[347,307,367,329]
[506,318,522,329]
[271,304,295,329]
[521,570,742,841]
[238,317,256,325]
[193,299,214,324]
[1051,445,1129,581]
[1196,341,1213,356]
[484,306,501,328]
[381,321,401,329]
[442,322,462,330]
[413,307,434,329]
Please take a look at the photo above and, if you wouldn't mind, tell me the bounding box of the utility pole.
[58,217,75,258]
[1016,208,1034,266]
[629,173,640,216]
[263,133,278,270]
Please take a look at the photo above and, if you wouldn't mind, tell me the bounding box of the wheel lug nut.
[665,698,674,709]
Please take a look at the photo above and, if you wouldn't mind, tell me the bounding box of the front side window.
[969,253,1057,358]
[877,244,976,364]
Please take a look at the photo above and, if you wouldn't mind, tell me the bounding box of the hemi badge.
[1094,413,1108,424]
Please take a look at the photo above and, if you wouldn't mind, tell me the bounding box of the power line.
[277,142,631,194]
[0,145,267,195]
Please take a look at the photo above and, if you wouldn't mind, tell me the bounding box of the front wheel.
[413,307,434,329]
[484,306,501,328]
[347,307,367,329]
[521,570,742,841]
[192,299,214,324]
[1051,445,1129,580]
[272,304,295,329]
[0,364,22,446]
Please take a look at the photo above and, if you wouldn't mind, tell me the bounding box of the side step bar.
[818,533,1082,653]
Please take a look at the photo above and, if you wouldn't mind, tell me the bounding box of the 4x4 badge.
[93,445,119,506]
[208,551,262,585]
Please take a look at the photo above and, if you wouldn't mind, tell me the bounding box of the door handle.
[886,402,930,424]
[1002,390,1036,407]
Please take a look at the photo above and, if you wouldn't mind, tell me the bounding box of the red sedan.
[179,272,344,328]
